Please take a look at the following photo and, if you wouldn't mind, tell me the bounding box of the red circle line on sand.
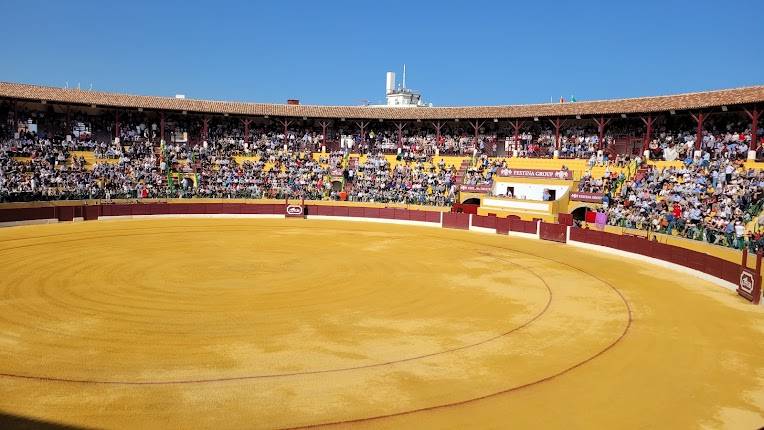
[0,227,556,385]
[280,235,634,430]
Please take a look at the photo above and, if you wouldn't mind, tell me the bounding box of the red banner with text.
[497,168,573,180]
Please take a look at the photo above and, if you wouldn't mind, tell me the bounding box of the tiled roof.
[1,81,762,120]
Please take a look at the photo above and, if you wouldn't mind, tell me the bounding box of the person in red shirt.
[673,203,682,219]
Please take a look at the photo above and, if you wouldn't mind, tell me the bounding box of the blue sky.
[0,0,762,106]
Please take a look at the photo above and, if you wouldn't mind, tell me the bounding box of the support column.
[395,122,407,149]
[689,112,711,151]
[10,100,17,130]
[318,120,331,152]
[241,118,252,144]
[278,119,294,148]
[548,118,565,151]
[201,117,210,142]
[744,107,761,152]
[356,121,370,149]
[431,121,445,147]
[468,120,486,153]
[159,112,165,144]
[510,119,524,154]
[115,111,120,141]
[640,115,655,154]
[592,116,611,150]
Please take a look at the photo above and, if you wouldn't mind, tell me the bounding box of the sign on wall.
[285,205,305,218]
[498,168,573,180]
[459,184,492,193]
[570,192,605,203]
[738,269,761,304]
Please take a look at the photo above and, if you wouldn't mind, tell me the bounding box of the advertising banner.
[459,184,492,193]
[738,269,761,304]
[570,192,605,203]
[285,205,305,218]
[497,168,573,180]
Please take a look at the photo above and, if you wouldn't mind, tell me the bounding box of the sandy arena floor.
[0,218,762,429]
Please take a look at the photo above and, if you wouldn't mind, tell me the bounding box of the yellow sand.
[0,219,762,429]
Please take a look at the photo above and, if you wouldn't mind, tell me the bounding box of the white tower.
[386,72,395,95]
[369,67,428,108]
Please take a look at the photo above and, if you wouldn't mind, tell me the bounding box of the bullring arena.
[1,82,764,429]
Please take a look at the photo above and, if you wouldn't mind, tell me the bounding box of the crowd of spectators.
[346,154,456,205]
[599,158,763,250]
[2,113,763,251]
[646,118,763,162]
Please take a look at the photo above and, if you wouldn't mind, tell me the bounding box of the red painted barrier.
[221,203,242,214]
[703,254,724,279]
[175,203,194,214]
[620,235,642,254]
[130,204,150,215]
[442,212,470,230]
[409,210,427,222]
[83,205,100,221]
[721,261,740,285]
[472,214,496,230]
[272,204,287,214]
[486,215,497,230]
[239,204,265,214]
[111,204,132,216]
[348,207,365,218]
[569,227,754,290]
[589,229,605,246]
[0,207,55,222]
[539,222,566,243]
[333,206,350,217]
[603,231,620,249]
[495,217,509,235]
[568,226,585,242]
[314,205,332,216]
[425,211,442,224]
[394,208,410,221]
[451,203,479,214]
[303,205,318,215]
[379,208,396,219]
[56,206,75,221]
[509,219,537,235]
[204,203,224,214]
[363,207,380,219]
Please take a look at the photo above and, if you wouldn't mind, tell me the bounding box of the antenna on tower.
[402,64,406,90]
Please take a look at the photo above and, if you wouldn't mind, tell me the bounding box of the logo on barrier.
[286,205,304,217]
[737,269,761,304]
[740,271,754,294]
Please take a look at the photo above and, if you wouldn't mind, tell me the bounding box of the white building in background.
[369,65,430,107]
